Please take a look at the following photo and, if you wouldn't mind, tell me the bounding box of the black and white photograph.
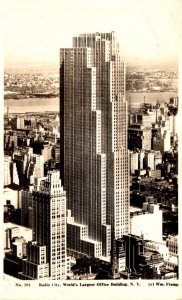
[2,0,181,299]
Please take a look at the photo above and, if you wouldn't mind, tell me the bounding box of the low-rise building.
[4,222,32,250]
[130,203,163,242]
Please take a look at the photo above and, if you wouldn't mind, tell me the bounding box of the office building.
[4,222,32,250]
[130,203,163,242]
[4,131,18,150]
[144,151,155,170]
[145,241,169,260]
[123,234,144,273]
[130,151,139,174]
[166,235,178,257]
[54,142,60,164]
[12,147,44,188]
[123,234,164,279]
[32,141,53,162]
[60,32,130,259]
[16,116,25,130]
[128,110,153,151]
[152,127,171,154]
[21,186,33,228]
[19,171,67,280]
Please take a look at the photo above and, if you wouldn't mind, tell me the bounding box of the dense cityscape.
[3,32,178,282]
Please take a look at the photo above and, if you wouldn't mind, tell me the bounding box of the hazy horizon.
[4,61,178,74]
[4,0,180,71]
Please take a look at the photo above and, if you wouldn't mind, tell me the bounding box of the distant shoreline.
[4,91,178,114]
[127,89,178,93]
[4,93,58,100]
[4,90,178,100]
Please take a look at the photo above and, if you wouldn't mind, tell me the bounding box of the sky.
[3,0,181,70]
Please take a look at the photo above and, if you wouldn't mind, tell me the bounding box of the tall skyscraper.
[60,32,130,259]
[19,171,67,280]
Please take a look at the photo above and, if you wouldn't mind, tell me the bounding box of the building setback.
[60,32,130,259]
[19,171,67,280]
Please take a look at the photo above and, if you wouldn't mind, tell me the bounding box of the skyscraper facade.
[19,171,67,280]
[60,32,130,259]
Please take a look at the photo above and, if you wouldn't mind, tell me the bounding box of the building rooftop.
[4,222,32,232]
[130,206,142,213]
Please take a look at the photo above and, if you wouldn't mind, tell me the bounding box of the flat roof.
[4,222,32,232]
[130,206,142,213]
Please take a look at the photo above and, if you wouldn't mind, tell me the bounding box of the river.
[127,91,178,108]
[4,97,60,114]
[4,91,178,114]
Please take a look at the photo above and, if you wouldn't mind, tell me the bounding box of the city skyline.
[2,2,180,296]
[4,0,180,70]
